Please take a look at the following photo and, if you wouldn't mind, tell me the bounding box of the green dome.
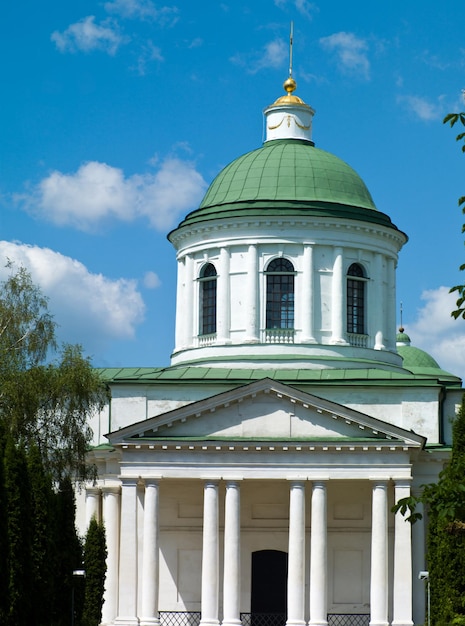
[201,139,376,210]
[397,345,441,370]
[173,139,401,232]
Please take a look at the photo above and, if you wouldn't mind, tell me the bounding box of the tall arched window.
[347,263,366,335]
[199,263,217,335]
[265,258,295,329]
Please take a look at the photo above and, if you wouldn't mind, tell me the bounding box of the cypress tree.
[0,424,9,624]
[52,476,83,626]
[4,436,32,626]
[27,443,54,626]
[82,517,107,626]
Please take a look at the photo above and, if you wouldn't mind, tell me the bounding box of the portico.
[87,379,422,626]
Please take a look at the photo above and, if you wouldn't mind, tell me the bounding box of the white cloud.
[16,158,208,232]
[274,0,317,19]
[396,94,444,121]
[104,0,178,24]
[0,241,145,357]
[143,271,161,289]
[132,40,164,75]
[231,38,287,74]
[320,32,370,80]
[406,286,465,378]
[51,16,125,55]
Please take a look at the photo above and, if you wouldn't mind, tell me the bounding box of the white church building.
[79,74,463,626]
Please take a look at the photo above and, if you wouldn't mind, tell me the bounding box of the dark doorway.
[251,550,288,621]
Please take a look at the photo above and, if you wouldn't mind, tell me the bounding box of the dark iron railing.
[160,611,370,626]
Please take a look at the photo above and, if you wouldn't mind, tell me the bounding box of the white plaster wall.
[97,380,444,445]
[170,216,406,368]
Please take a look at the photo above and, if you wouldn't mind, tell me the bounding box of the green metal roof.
[170,139,404,235]
[201,139,376,210]
[97,364,461,387]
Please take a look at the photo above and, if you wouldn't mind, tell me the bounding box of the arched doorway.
[251,550,288,626]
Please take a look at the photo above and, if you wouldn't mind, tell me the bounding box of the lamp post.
[71,569,86,626]
[418,571,430,626]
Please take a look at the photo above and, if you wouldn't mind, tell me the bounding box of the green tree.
[4,435,32,626]
[27,443,55,626]
[51,476,84,626]
[0,264,109,481]
[82,517,107,626]
[393,396,465,624]
[0,424,9,624]
[444,111,465,320]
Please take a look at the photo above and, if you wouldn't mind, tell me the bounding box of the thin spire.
[289,21,294,78]
[399,301,404,333]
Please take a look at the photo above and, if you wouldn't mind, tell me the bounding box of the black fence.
[159,611,370,626]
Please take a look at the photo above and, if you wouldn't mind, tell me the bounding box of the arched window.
[199,263,217,335]
[265,258,295,329]
[347,263,366,335]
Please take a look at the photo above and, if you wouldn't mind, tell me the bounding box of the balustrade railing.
[347,332,368,348]
[263,328,295,344]
[159,612,370,626]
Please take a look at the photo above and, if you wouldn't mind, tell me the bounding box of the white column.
[140,480,161,626]
[200,481,220,626]
[386,258,396,350]
[175,256,187,350]
[370,481,389,626]
[287,481,306,626]
[217,247,231,343]
[330,247,345,344]
[101,486,121,625]
[245,244,259,342]
[309,481,328,626]
[114,478,139,626]
[373,253,385,350]
[86,486,101,527]
[301,245,315,343]
[392,481,413,626]
[222,481,241,626]
[185,254,195,347]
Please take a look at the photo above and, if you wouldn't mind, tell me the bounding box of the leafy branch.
[444,112,465,319]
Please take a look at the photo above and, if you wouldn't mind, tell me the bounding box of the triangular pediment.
[107,378,425,449]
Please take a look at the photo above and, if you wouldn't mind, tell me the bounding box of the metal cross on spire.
[289,21,294,78]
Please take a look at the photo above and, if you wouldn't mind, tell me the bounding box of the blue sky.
[1,0,465,377]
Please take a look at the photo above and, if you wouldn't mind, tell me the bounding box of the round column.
[309,481,328,626]
[392,481,413,626]
[185,254,194,347]
[222,481,241,626]
[301,245,315,343]
[331,248,345,344]
[287,481,306,626]
[386,257,396,350]
[373,254,385,350]
[101,485,121,625]
[370,481,389,626]
[114,478,139,626]
[217,247,231,343]
[140,479,161,626]
[245,244,259,342]
[175,255,187,350]
[85,486,101,527]
[200,481,220,626]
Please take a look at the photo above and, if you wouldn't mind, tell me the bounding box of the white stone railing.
[347,333,368,348]
[262,328,295,344]
[197,333,216,347]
